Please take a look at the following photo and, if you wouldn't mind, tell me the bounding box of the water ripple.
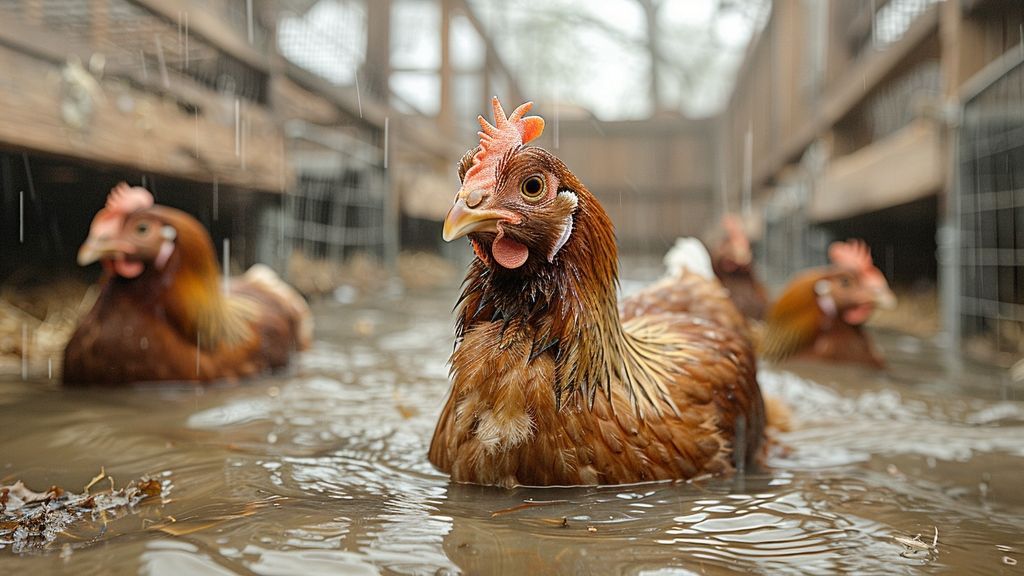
[1,293,1022,576]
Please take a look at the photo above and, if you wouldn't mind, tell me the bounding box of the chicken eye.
[520,175,546,201]
[135,222,150,235]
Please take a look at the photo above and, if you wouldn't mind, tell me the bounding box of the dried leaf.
[83,468,106,494]
[138,480,162,499]
[1,475,168,552]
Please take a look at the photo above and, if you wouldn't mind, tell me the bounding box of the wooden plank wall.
[533,117,717,253]
[723,0,1024,230]
[0,46,287,191]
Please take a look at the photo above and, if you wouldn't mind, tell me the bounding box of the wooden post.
[90,0,109,49]
[364,0,392,100]
[382,117,399,269]
[438,0,454,133]
[937,0,979,359]
[23,0,42,26]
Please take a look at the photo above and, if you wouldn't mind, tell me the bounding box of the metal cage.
[956,51,1024,362]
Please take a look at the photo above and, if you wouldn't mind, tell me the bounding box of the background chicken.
[760,240,896,368]
[63,183,313,385]
[711,215,768,320]
[620,237,752,342]
[428,98,765,487]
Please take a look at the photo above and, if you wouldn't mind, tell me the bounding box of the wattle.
[113,259,145,278]
[493,228,529,269]
[842,303,873,325]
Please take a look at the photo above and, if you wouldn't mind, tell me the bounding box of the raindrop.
[554,85,560,149]
[234,99,241,158]
[154,35,169,89]
[21,323,28,380]
[246,0,255,45]
[743,122,752,217]
[194,110,200,158]
[223,238,231,295]
[196,330,201,376]
[384,116,389,168]
[184,12,190,70]
[355,70,364,119]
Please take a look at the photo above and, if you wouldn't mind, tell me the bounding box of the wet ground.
[1,277,1023,575]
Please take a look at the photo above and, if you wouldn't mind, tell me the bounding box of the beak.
[77,237,132,266]
[442,198,514,242]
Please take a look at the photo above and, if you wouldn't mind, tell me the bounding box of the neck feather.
[120,213,253,349]
[455,190,677,416]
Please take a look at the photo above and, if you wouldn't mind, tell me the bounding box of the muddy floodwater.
[1,278,1023,575]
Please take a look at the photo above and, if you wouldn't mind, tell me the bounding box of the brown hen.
[63,183,312,385]
[711,215,769,321]
[428,98,765,487]
[760,240,896,369]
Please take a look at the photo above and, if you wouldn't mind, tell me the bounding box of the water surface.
[1,284,1022,575]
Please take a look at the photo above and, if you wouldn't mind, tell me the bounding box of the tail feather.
[663,237,714,280]
[241,264,314,350]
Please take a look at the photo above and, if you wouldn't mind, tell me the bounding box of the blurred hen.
[761,240,895,368]
[63,183,312,385]
[711,215,769,321]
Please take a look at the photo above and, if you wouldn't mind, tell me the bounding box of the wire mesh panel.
[958,55,1024,360]
[761,183,830,288]
[0,0,269,103]
[284,168,388,261]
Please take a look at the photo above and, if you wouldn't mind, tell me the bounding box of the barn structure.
[0,0,521,286]
[721,0,1024,363]
[2,0,1021,364]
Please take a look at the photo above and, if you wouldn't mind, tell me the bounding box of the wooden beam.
[0,11,246,119]
[758,4,941,187]
[283,60,464,161]
[364,0,391,98]
[0,45,288,192]
[270,75,341,126]
[810,119,942,222]
[846,0,896,49]
[124,0,271,73]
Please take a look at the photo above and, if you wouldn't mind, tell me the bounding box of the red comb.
[829,239,887,289]
[88,182,154,238]
[462,97,545,193]
[721,214,750,252]
[106,182,154,215]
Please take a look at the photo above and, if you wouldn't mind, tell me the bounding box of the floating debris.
[490,499,570,518]
[0,473,166,553]
[894,527,938,559]
[0,279,95,379]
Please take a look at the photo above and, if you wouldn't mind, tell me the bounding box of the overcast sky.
[278,0,768,120]
[471,0,768,119]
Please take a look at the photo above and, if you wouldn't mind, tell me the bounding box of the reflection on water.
[1,286,1022,575]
